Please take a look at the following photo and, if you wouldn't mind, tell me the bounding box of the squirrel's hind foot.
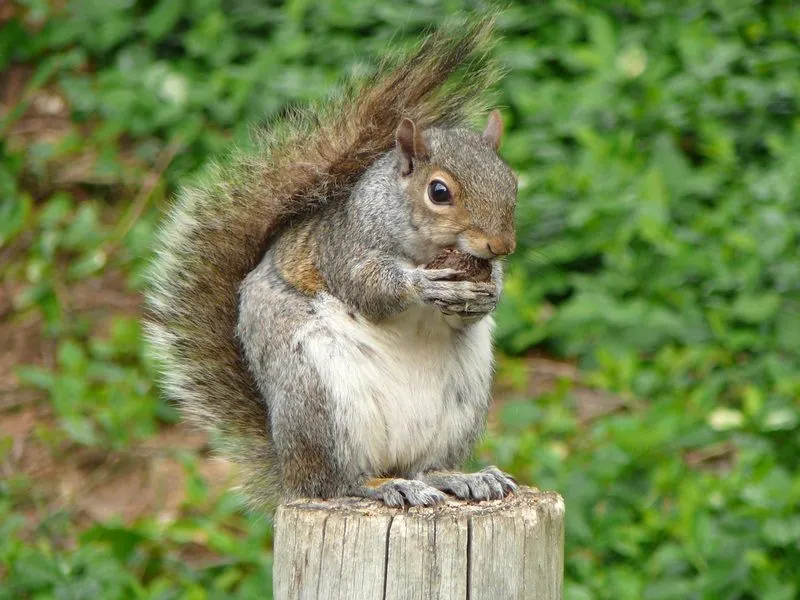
[366,478,448,508]
[419,466,518,501]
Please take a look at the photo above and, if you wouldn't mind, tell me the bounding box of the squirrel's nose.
[486,237,516,257]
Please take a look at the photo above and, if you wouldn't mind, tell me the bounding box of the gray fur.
[146,19,517,509]
[237,122,517,506]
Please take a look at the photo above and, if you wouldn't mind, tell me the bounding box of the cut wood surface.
[273,486,564,599]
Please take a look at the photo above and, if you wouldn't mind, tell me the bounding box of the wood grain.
[273,487,564,599]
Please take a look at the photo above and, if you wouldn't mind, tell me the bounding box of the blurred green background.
[2,0,799,598]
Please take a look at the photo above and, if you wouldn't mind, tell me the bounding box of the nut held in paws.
[425,248,492,282]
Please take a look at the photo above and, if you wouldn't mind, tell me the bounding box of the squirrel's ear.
[482,110,504,150]
[395,118,429,176]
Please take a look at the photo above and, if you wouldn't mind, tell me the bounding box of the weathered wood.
[273,487,564,599]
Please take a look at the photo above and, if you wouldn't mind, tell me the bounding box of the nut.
[425,248,492,282]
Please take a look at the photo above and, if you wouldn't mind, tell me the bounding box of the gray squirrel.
[145,17,519,509]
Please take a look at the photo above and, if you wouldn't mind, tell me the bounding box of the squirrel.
[145,17,519,509]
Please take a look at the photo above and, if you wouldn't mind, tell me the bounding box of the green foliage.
[0,474,274,599]
[16,317,172,449]
[489,3,800,596]
[3,0,799,598]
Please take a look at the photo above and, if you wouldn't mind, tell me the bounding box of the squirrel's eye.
[427,180,452,205]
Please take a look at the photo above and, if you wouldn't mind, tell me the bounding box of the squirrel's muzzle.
[486,236,516,257]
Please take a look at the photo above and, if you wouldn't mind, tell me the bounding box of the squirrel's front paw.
[410,268,497,314]
[429,280,499,317]
[420,467,518,501]
[432,295,497,317]
[369,478,447,508]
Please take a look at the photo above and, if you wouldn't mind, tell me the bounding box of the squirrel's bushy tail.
[145,16,500,508]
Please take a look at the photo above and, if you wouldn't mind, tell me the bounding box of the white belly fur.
[294,294,495,475]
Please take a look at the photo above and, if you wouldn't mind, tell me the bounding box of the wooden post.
[273,487,564,599]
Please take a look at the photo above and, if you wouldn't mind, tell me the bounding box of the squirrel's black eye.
[428,180,452,205]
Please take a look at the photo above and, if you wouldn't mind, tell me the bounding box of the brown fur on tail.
[144,16,501,509]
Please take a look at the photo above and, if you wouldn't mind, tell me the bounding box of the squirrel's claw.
[418,279,495,303]
[433,296,497,316]
[409,267,498,316]
[427,278,499,316]
[418,467,518,502]
[369,479,448,508]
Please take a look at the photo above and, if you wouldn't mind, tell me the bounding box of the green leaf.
[0,196,31,246]
[57,339,87,372]
[731,294,781,323]
[60,416,98,446]
[145,0,186,40]
[15,366,55,391]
